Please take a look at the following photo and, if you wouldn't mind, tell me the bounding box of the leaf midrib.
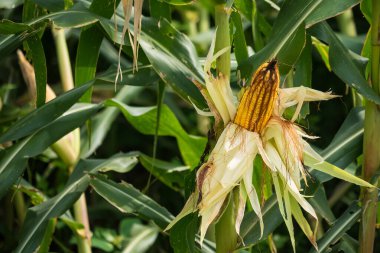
[93,178,173,224]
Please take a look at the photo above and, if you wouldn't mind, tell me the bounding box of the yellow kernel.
[233,60,280,133]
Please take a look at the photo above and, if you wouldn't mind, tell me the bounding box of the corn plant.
[0,0,378,252]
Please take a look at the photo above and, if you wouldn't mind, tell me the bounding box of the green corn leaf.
[0,19,31,34]
[90,174,174,229]
[0,103,101,199]
[230,11,248,66]
[80,85,144,158]
[26,34,46,107]
[239,0,323,81]
[0,83,91,143]
[308,202,362,253]
[309,22,380,104]
[316,107,364,182]
[105,99,207,168]
[239,196,282,246]
[75,0,119,102]
[306,0,361,27]
[304,152,374,188]
[139,153,189,191]
[15,153,138,253]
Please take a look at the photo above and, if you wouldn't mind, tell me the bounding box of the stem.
[371,1,380,95]
[53,27,91,253]
[52,26,81,156]
[199,7,209,33]
[73,194,92,253]
[38,218,57,253]
[183,10,197,37]
[215,4,231,79]
[214,5,236,252]
[51,138,78,166]
[52,26,74,92]
[359,1,380,252]
[336,9,357,37]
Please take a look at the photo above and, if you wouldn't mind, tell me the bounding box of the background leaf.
[314,107,364,182]
[0,83,91,143]
[105,99,207,168]
[90,174,174,229]
[139,153,189,191]
[25,34,46,107]
[15,154,137,253]
[0,103,100,198]
[240,196,282,246]
[239,0,322,81]
[75,0,118,102]
[306,0,361,27]
[80,85,144,158]
[309,202,362,253]
[309,22,380,104]
[137,17,207,109]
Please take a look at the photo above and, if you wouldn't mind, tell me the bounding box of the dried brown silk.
[234,60,280,133]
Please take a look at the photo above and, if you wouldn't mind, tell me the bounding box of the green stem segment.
[214,4,237,253]
[336,9,357,37]
[371,0,380,95]
[359,1,380,252]
[52,27,74,92]
[73,194,92,253]
[53,27,91,253]
[215,4,231,79]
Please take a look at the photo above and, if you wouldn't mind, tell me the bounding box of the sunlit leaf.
[304,153,373,188]
[311,37,331,71]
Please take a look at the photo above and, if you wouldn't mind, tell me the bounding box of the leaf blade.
[90,174,174,229]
